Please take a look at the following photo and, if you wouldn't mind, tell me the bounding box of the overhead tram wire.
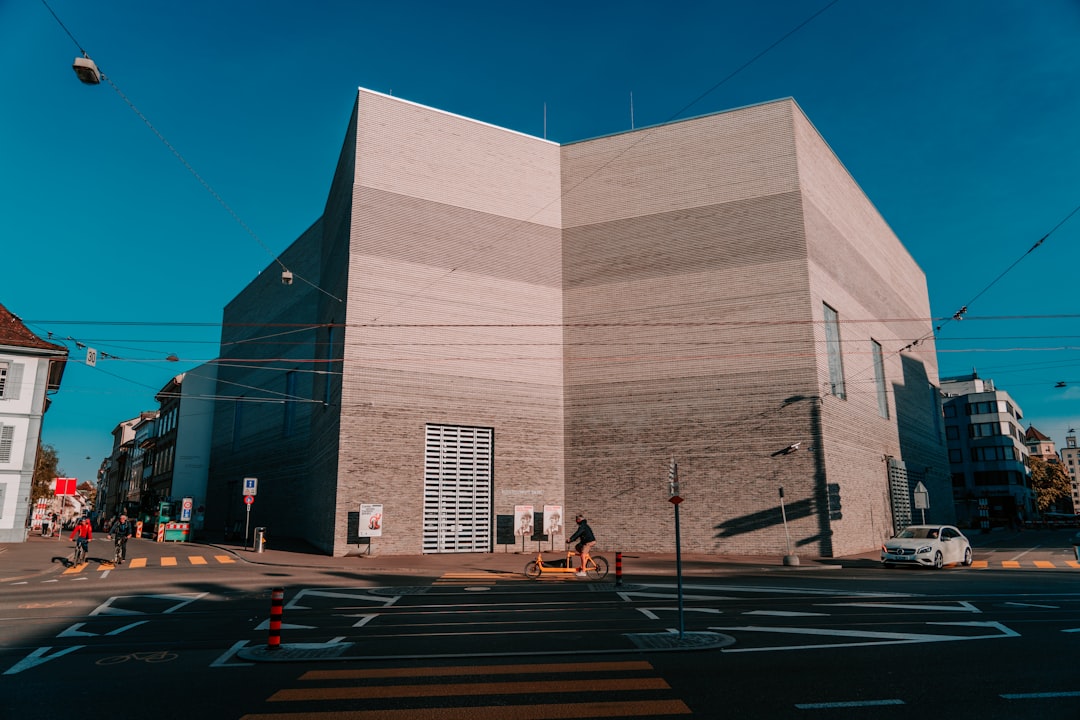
[41,3,1076,405]
[902,203,1080,353]
[830,203,1080,404]
[39,0,341,305]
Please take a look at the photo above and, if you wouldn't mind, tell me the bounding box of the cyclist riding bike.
[109,513,134,565]
[566,513,597,578]
[70,517,93,563]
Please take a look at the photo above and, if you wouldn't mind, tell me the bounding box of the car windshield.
[897,527,938,539]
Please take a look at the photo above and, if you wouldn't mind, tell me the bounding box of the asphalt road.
[2,530,1079,719]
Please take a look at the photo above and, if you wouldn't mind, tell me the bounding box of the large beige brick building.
[206,88,952,557]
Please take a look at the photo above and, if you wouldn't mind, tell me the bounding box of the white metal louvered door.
[888,458,912,534]
[423,424,493,553]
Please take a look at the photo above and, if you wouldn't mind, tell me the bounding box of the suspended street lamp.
[72,53,101,85]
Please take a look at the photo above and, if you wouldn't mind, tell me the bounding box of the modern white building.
[941,373,1033,527]
[0,303,67,543]
[1060,430,1079,514]
[144,368,217,530]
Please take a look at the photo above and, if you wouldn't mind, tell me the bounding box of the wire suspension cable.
[40,0,341,304]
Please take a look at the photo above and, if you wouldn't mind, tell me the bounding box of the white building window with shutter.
[0,362,22,400]
[0,425,15,463]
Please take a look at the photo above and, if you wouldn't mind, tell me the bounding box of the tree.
[78,480,98,508]
[1028,456,1073,513]
[31,442,62,504]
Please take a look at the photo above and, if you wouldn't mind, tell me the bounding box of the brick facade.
[206,89,951,557]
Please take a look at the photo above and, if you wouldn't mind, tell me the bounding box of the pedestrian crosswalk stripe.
[161,557,177,567]
[215,555,235,563]
[246,659,691,719]
[128,558,147,568]
[189,556,208,565]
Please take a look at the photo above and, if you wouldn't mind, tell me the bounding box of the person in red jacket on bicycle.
[70,517,92,559]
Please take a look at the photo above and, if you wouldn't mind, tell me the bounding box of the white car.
[881,524,973,569]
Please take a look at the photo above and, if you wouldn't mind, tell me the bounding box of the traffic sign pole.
[244,495,254,550]
[668,458,684,639]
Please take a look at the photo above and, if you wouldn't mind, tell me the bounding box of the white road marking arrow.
[57,620,148,638]
[3,646,85,675]
[713,621,1018,653]
[636,607,724,620]
[285,589,399,610]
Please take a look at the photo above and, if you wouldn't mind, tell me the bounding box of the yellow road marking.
[243,699,691,720]
[270,678,670,702]
[1034,560,1055,568]
[971,560,988,568]
[62,563,86,575]
[188,556,208,565]
[129,558,147,568]
[161,557,177,567]
[1002,561,1021,568]
[1068,560,1080,569]
[214,555,235,563]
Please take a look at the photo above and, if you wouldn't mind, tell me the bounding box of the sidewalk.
[2,530,878,584]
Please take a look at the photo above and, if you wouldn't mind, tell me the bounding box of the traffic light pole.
[779,486,800,566]
[673,499,684,639]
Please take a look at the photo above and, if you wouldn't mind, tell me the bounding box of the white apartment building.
[0,303,67,542]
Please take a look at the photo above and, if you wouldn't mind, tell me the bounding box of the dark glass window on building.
[823,303,846,400]
[872,339,888,418]
[283,370,297,437]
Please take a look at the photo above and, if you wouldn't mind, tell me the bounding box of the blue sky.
[3,0,1079,487]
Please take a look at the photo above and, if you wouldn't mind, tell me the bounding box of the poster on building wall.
[514,505,534,536]
[543,505,563,536]
[359,503,383,537]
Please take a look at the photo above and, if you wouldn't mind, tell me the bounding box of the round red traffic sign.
[244,495,254,505]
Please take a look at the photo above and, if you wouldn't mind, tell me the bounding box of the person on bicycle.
[566,513,596,578]
[70,516,92,562]
[109,513,133,564]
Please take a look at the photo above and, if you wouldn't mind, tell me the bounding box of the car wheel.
[962,547,973,566]
[933,551,943,569]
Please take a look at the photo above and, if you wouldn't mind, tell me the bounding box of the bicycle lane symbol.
[2,592,207,675]
[96,650,178,666]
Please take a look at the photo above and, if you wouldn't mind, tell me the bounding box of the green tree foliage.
[1028,456,1073,513]
[78,480,97,507]
[31,442,61,504]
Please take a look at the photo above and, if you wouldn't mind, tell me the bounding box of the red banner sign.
[53,478,78,496]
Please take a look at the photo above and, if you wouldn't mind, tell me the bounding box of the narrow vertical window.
[323,324,335,405]
[872,339,888,418]
[283,370,297,437]
[823,303,846,400]
[232,399,244,452]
